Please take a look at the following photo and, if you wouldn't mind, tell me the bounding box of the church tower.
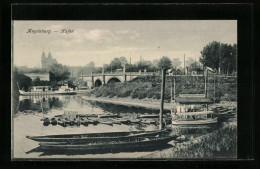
[41,50,47,68]
[47,51,52,59]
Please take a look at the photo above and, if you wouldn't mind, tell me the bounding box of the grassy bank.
[82,96,237,112]
[87,75,237,102]
[142,123,237,158]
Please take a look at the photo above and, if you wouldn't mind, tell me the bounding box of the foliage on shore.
[165,124,237,158]
[87,75,237,102]
[142,123,237,158]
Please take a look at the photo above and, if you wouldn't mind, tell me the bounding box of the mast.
[213,72,216,104]
[170,80,173,114]
[159,68,166,130]
[173,78,176,100]
[130,55,131,80]
[184,54,186,75]
[205,69,207,98]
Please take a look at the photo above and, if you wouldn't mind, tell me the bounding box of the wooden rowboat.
[26,129,171,144]
[98,113,118,118]
[139,114,159,118]
[172,117,218,125]
[38,135,176,151]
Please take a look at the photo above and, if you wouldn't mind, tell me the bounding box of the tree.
[86,61,95,69]
[49,63,71,85]
[158,56,172,70]
[12,70,32,92]
[186,57,195,67]
[32,76,41,86]
[172,58,182,69]
[200,41,221,71]
[200,41,237,74]
[136,60,153,71]
[119,57,128,67]
[110,58,122,71]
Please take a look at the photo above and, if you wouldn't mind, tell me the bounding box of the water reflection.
[17,96,65,113]
[13,95,235,158]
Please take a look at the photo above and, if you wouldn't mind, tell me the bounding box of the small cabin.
[174,94,212,113]
[30,86,52,92]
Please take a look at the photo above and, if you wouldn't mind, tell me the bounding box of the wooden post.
[130,57,131,80]
[159,69,166,130]
[173,78,176,100]
[184,54,186,75]
[213,72,215,104]
[206,69,209,98]
[204,69,207,98]
[170,80,173,114]
[171,80,173,103]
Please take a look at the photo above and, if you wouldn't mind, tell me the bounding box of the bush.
[138,92,147,99]
[87,76,237,102]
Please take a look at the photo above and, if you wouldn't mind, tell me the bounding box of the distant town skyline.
[13,20,237,68]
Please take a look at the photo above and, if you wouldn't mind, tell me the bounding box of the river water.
[12,95,236,159]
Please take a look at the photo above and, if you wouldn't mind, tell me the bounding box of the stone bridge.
[80,69,236,89]
[80,70,154,88]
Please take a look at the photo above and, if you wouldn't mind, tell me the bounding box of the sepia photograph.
[11,20,238,159]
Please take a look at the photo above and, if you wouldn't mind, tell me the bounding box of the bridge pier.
[91,71,94,89]
[102,68,105,85]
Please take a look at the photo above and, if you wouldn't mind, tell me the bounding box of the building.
[41,50,58,69]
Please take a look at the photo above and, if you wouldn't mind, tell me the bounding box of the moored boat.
[172,95,218,126]
[139,114,159,119]
[98,113,118,118]
[26,129,171,144]
[19,84,77,96]
[38,135,176,151]
[172,111,218,125]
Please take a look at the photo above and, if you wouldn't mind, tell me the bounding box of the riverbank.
[81,96,237,111]
[82,96,174,110]
[87,76,237,102]
[141,122,237,158]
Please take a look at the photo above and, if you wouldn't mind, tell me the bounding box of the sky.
[13,20,237,68]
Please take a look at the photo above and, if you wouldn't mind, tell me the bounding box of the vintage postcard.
[11,20,237,159]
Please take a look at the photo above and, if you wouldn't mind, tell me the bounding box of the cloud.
[129,31,140,40]
[83,29,118,42]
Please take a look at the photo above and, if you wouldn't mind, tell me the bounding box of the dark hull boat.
[38,135,176,151]
[26,129,172,144]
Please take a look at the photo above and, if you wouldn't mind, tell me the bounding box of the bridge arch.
[107,77,121,84]
[94,79,102,87]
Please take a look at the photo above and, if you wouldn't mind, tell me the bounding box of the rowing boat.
[26,129,171,144]
[38,135,176,151]
[98,113,118,118]
[139,114,159,118]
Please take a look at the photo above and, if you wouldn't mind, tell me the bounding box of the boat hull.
[38,136,175,151]
[19,90,77,96]
[26,130,171,144]
[172,117,218,125]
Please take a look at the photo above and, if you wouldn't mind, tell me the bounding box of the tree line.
[13,41,237,91]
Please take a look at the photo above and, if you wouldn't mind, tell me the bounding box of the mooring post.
[159,68,166,130]
[213,72,215,104]
[204,69,207,98]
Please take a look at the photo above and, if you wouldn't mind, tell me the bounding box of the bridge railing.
[80,72,237,78]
